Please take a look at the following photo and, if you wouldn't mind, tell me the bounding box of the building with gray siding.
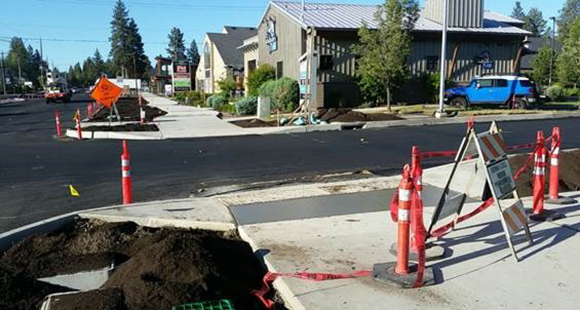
[241,0,531,107]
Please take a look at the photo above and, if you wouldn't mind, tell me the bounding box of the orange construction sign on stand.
[89,76,123,109]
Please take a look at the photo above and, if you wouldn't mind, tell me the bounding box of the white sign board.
[486,159,517,199]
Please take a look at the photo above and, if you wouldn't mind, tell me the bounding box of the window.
[203,44,211,69]
[320,55,333,71]
[476,79,493,88]
[426,56,439,71]
[495,79,508,87]
[519,80,532,87]
[276,61,283,79]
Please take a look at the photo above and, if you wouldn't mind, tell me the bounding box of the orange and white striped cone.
[121,140,132,205]
[55,110,62,137]
[87,103,94,117]
[530,132,563,222]
[546,127,576,205]
[75,108,83,140]
[373,165,435,288]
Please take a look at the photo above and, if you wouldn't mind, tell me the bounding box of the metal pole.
[40,37,45,89]
[549,17,556,86]
[0,52,7,95]
[436,0,449,119]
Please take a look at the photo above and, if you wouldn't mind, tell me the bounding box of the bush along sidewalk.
[235,96,258,115]
[259,77,299,112]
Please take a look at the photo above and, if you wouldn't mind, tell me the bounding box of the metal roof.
[270,1,531,35]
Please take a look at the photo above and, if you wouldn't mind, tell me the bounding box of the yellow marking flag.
[69,185,80,197]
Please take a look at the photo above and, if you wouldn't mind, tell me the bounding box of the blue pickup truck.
[444,75,538,109]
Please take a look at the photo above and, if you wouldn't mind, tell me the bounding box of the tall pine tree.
[558,0,580,41]
[511,1,526,21]
[187,39,201,65]
[167,27,186,62]
[109,0,149,78]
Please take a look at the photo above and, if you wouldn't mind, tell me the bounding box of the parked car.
[444,75,538,109]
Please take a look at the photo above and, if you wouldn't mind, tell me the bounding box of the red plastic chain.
[253,270,372,309]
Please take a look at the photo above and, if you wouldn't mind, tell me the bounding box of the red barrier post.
[549,127,560,201]
[55,111,62,137]
[532,131,546,215]
[121,140,132,204]
[75,108,82,140]
[395,165,413,275]
[411,146,423,197]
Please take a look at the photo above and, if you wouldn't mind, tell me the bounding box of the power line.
[34,0,264,11]
[0,36,205,46]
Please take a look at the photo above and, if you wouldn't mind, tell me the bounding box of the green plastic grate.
[172,300,235,310]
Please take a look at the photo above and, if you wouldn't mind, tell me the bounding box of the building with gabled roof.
[241,0,533,107]
[196,26,257,94]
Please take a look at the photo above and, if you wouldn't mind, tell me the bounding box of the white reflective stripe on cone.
[553,147,560,155]
[398,209,410,222]
[533,168,545,175]
[122,170,131,177]
[551,158,559,166]
[122,159,130,166]
[399,189,412,202]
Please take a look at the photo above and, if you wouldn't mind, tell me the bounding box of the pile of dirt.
[49,289,126,310]
[231,119,278,128]
[317,108,403,123]
[0,220,277,310]
[509,149,580,197]
[83,124,159,132]
[88,97,167,122]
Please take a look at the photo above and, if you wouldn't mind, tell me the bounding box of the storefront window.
[426,56,438,71]
[276,61,283,79]
[320,55,333,71]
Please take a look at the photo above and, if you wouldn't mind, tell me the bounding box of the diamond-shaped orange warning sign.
[90,77,123,109]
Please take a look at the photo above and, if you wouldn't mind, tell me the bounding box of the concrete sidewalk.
[238,193,580,310]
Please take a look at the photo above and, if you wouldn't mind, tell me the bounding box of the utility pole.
[436,0,449,119]
[1,52,7,95]
[549,17,556,86]
[40,36,45,89]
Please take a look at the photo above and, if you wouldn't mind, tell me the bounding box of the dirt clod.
[317,108,402,123]
[88,97,167,123]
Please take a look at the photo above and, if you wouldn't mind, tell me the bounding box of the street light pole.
[549,17,556,86]
[436,0,449,119]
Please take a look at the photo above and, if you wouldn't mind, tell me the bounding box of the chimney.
[424,0,484,28]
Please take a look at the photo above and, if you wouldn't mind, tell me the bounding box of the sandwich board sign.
[427,121,533,261]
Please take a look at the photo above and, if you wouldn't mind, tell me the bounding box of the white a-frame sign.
[427,122,533,262]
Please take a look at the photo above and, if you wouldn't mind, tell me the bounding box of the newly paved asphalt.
[1,93,579,233]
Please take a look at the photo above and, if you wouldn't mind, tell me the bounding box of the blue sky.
[0,0,564,72]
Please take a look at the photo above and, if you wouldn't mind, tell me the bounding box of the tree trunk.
[386,87,391,111]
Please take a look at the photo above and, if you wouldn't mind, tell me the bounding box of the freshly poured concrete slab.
[230,185,476,225]
[238,193,580,310]
[79,198,235,231]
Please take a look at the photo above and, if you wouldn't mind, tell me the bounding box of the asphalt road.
[1,94,579,233]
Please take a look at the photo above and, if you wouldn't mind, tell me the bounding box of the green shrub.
[207,94,228,109]
[418,73,440,104]
[247,64,276,97]
[235,96,258,115]
[259,77,299,112]
[217,78,237,99]
[174,91,187,103]
[565,87,579,98]
[546,84,566,101]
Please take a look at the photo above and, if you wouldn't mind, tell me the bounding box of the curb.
[65,128,164,140]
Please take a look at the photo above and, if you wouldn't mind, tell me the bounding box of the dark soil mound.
[89,97,167,122]
[0,263,71,310]
[83,124,159,132]
[231,119,278,128]
[49,288,127,310]
[317,108,402,123]
[1,221,138,278]
[509,149,580,197]
[1,220,275,310]
[103,230,266,310]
